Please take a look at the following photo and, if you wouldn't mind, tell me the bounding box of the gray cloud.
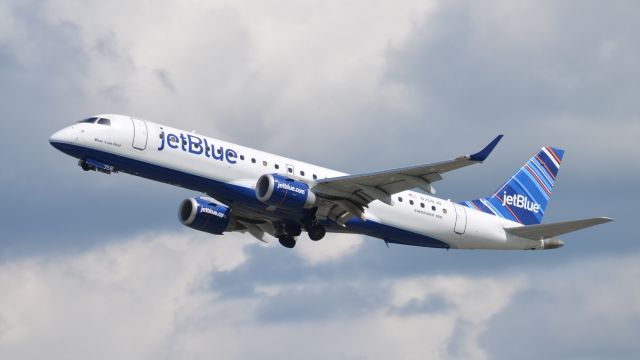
[480,253,640,359]
[254,282,388,323]
[389,293,452,316]
[386,0,640,123]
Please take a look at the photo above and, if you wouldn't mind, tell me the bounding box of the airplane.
[49,114,613,250]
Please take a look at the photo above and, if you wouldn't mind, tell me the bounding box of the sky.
[0,0,638,359]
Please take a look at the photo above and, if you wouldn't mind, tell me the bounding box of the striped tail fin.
[462,146,565,225]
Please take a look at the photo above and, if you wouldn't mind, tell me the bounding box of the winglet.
[468,135,503,162]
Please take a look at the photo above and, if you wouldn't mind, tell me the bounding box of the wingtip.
[469,134,503,162]
[585,217,615,226]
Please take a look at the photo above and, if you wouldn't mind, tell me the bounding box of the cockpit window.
[97,118,111,126]
[76,117,98,124]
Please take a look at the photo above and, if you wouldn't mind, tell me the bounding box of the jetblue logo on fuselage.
[157,129,238,164]
[277,182,305,194]
[501,191,540,213]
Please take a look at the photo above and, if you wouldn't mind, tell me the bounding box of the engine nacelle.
[256,174,316,209]
[178,197,233,235]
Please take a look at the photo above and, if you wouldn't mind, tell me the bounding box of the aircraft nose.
[49,129,64,144]
[49,127,73,150]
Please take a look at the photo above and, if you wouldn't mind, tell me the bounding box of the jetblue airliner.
[50,115,612,250]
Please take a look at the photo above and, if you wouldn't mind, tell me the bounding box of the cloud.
[2,0,439,166]
[3,0,638,171]
[0,0,438,256]
[0,232,516,359]
[2,232,638,359]
[0,1,638,358]
[480,253,640,359]
[383,0,640,173]
[0,231,252,359]
[294,232,364,265]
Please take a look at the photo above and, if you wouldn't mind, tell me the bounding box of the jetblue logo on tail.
[461,146,563,225]
[501,191,540,213]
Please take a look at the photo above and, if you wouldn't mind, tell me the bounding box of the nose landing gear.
[78,158,116,174]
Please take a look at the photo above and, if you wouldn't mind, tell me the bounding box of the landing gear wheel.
[284,224,302,237]
[79,160,91,171]
[307,225,326,241]
[278,235,297,248]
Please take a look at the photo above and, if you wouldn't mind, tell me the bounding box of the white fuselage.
[50,114,544,250]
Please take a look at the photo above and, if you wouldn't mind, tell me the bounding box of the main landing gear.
[278,235,297,248]
[278,223,301,248]
[306,224,326,241]
[277,223,326,248]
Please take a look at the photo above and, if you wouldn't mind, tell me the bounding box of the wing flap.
[504,217,614,240]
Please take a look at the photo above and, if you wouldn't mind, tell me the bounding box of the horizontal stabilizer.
[504,217,613,240]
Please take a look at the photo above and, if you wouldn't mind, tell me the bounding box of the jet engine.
[178,197,233,235]
[256,174,316,209]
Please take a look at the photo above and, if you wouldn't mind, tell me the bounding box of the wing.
[312,135,503,224]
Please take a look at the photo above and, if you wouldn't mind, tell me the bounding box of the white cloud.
[0,231,252,359]
[479,253,640,359]
[294,232,364,265]
[0,232,517,359]
[11,0,437,168]
[2,231,637,359]
[5,0,637,177]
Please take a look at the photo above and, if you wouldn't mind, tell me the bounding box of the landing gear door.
[453,204,467,234]
[131,117,148,150]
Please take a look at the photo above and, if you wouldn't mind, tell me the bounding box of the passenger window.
[300,171,305,176]
[431,206,436,211]
[420,203,425,208]
[313,174,318,180]
[398,197,403,202]
[443,208,448,214]
[240,155,245,161]
[275,164,280,169]
[409,200,414,205]
[263,161,268,166]
[97,118,111,126]
[251,158,256,164]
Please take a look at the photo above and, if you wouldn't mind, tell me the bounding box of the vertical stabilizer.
[462,146,564,225]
